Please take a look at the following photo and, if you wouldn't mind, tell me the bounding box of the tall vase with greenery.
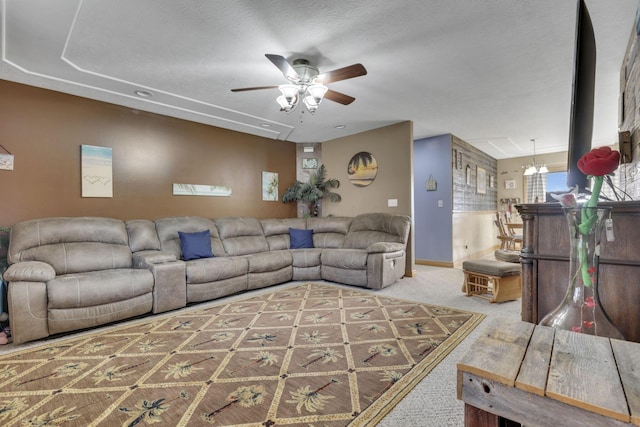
[282,164,341,217]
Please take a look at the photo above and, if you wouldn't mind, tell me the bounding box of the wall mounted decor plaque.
[426,174,437,191]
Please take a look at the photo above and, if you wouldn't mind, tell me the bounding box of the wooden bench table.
[457,318,640,427]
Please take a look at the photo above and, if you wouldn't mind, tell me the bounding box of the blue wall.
[414,134,453,262]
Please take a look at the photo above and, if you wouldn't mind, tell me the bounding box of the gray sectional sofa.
[3,213,411,344]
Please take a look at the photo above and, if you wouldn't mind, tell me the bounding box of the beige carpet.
[0,280,485,426]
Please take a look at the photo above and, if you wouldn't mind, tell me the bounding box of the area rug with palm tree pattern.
[0,282,484,426]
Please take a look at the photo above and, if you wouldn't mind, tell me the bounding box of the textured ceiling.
[1,0,637,159]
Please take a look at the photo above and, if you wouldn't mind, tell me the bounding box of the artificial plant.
[282,164,341,217]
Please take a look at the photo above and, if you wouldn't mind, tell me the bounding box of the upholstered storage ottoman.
[462,259,521,303]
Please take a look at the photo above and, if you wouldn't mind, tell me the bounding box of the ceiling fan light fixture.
[538,164,549,174]
[232,54,367,115]
[303,96,319,114]
[306,84,328,104]
[276,95,296,113]
[278,84,299,102]
[523,165,538,176]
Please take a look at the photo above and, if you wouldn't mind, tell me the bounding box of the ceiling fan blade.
[315,63,367,84]
[324,89,355,105]
[265,54,300,81]
[230,86,278,92]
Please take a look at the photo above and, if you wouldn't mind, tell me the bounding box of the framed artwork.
[0,153,14,171]
[173,183,232,197]
[476,166,486,194]
[347,151,378,187]
[262,171,278,201]
[505,179,516,189]
[465,165,471,185]
[81,144,113,198]
[490,175,495,188]
[302,158,318,169]
[457,151,463,169]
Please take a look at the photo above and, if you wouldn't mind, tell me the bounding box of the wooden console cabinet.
[516,201,640,343]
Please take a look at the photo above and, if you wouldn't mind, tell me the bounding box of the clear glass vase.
[539,206,624,339]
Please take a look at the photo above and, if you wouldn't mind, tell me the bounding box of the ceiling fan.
[231,54,367,114]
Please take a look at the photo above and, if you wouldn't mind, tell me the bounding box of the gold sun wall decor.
[348,151,378,187]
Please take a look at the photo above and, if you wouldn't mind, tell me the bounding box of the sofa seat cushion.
[246,250,293,273]
[185,256,248,284]
[47,269,154,309]
[291,249,323,268]
[321,249,368,270]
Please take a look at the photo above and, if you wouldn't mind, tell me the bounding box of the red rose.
[577,146,620,176]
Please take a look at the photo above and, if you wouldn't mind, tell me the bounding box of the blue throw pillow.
[289,228,314,249]
[178,230,214,260]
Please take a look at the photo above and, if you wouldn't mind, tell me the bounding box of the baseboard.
[415,260,454,268]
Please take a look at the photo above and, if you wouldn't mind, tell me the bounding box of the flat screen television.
[566,0,596,193]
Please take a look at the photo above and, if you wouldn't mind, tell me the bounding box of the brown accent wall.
[0,80,296,227]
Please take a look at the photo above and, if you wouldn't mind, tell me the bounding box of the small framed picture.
[490,175,495,188]
[505,179,516,189]
[302,158,318,169]
[476,167,486,195]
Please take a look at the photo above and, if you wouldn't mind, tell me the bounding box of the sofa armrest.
[366,250,407,290]
[4,261,56,282]
[366,242,405,254]
[132,250,186,314]
[132,250,178,269]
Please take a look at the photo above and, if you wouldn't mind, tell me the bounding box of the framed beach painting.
[81,144,113,197]
[347,151,378,187]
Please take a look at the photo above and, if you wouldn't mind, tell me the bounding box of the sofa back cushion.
[126,219,161,252]
[307,217,352,248]
[8,217,133,275]
[260,218,306,251]
[215,217,269,256]
[155,217,225,258]
[342,213,411,249]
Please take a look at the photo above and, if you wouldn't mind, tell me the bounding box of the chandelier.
[276,82,328,114]
[523,138,549,175]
